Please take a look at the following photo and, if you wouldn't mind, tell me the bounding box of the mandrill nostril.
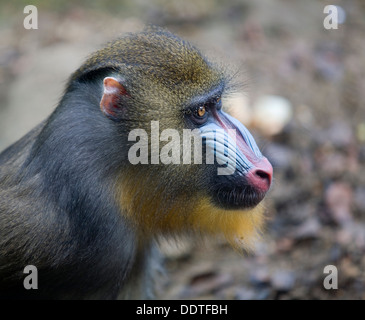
[255,170,270,182]
[248,169,272,192]
[246,158,273,192]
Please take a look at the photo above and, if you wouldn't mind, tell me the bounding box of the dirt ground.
[0,0,364,300]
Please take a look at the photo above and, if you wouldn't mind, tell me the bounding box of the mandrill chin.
[0,27,272,299]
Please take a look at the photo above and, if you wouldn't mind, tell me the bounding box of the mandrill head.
[73,27,273,249]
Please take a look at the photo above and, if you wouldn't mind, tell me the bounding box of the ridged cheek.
[211,110,263,165]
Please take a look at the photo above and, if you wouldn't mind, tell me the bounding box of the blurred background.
[0,0,364,299]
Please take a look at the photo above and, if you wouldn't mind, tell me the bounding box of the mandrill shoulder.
[0,109,152,300]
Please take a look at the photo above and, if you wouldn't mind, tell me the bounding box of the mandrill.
[0,27,272,299]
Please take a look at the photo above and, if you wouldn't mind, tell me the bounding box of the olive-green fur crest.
[71,29,224,109]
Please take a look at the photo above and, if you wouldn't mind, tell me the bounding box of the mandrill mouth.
[213,184,268,209]
[211,157,273,210]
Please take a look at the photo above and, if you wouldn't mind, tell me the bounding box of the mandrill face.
[181,85,273,210]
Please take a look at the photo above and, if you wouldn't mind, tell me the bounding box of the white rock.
[252,95,293,136]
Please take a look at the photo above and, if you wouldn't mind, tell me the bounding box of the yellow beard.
[119,178,265,250]
[117,169,266,251]
[190,198,265,250]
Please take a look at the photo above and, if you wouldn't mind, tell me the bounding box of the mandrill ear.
[100,77,128,121]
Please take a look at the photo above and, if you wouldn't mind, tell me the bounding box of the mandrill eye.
[190,105,208,125]
[184,104,209,125]
[197,105,206,117]
[216,96,222,110]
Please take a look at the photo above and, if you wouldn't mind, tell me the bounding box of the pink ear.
[100,77,128,119]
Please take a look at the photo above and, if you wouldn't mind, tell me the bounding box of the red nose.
[246,157,273,192]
